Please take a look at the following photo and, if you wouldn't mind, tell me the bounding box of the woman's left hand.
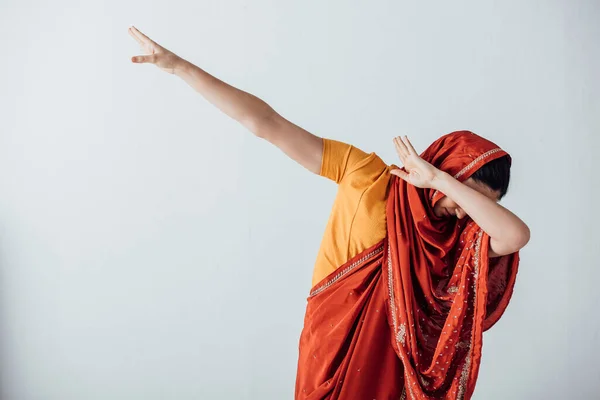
[390,136,442,189]
[129,26,183,74]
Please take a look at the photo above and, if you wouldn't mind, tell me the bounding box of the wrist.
[431,169,452,191]
[174,58,192,77]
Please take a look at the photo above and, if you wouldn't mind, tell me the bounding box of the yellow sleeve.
[320,139,387,184]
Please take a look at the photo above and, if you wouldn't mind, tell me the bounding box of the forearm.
[173,59,323,173]
[174,59,274,130]
[433,172,530,254]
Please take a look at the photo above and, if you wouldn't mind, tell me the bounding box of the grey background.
[0,0,598,399]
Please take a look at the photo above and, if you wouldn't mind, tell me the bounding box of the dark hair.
[470,155,511,199]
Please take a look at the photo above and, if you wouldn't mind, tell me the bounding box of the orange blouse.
[312,139,393,286]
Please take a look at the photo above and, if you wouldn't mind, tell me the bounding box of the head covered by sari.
[296,131,519,399]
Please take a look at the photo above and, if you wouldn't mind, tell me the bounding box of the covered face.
[420,131,511,220]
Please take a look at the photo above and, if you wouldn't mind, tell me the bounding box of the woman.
[129,27,530,399]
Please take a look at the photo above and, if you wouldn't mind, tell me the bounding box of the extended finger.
[393,138,404,160]
[128,27,147,46]
[394,136,409,158]
[128,27,144,46]
[130,26,156,46]
[402,135,418,155]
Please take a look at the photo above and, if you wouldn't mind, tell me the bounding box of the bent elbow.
[511,225,531,253]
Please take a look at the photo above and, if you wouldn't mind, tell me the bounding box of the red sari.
[296,131,520,399]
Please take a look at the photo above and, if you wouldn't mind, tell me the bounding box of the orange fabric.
[313,139,392,286]
[297,131,520,399]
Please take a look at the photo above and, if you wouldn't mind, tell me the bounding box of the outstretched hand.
[129,26,182,74]
[390,136,442,189]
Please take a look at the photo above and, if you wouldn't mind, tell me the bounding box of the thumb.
[131,54,156,64]
[390,168,410,181]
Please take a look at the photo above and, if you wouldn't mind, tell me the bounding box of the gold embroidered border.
[455,148,504,180]
[431,148,503,200]
[457,230,484,400]
[309,245,384,297]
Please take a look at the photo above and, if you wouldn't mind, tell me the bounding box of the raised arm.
[128,26,323,174]
[391,136,530,257]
